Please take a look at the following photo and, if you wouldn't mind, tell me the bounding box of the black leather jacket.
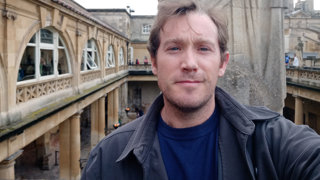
[81,87,320,180]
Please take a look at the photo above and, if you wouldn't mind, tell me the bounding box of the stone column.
[59,118,70,179]
[113,88,119,126]
[0,150,23,180]
[59,113,81,180]
[98,96,106,140]
[70,113,81,180]
[107,91,114,132]
[294,96,304,125]
[36,132,52,170]
[90,101,99,148]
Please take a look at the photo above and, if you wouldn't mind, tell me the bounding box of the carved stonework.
[16,76,72,104]
[105,68,116,76]
[80,70,101,83]
[299,70,320,81]
[2,10,17,20]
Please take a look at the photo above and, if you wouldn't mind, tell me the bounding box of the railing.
[128,64,152,71]
[80,70,101,83]
[286,67,320,88]
[16,65,154,104]
[105,67,116,76]
[16,75,73,104]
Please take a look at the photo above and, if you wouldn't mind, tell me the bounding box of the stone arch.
[0,55,7,112]
[15,21,41,81]
[60,29,76,75]
[17,25,74,82]
[80,38,101,71]
[106,43,116,68]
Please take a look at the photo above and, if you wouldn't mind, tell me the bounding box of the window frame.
[81,39,100,71]
[142,24,151,34]
[106,45,115,68]
[17,28,71,84]
[118,47,124,66]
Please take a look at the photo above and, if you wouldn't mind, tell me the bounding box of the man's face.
[151,12,229,112]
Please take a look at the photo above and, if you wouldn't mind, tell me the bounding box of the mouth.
[176,80,201,84]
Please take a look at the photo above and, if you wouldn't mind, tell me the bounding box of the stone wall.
[131,16,155,42]
[88,9,131,38]
[205,0,288,112]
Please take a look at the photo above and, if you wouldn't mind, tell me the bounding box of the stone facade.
[88,9,131,38]
[284,1,320,67]
[0,0,142,179]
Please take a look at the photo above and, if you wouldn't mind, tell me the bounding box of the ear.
[151,56,158,75]
[218,52,229,77]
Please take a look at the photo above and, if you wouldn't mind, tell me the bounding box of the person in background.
[285,54,290,68]
[144,56,149,65]
[81,1,320,179]
[293,53,299,67]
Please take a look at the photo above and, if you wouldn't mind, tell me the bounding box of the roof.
[286,52,320,59]
[51,0,128,39]
[87,8,130,16]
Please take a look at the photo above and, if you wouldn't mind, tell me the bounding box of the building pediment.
[290,10,312,18]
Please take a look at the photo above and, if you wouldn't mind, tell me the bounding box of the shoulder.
[92,117,143,154]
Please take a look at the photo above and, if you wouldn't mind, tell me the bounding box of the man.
[293,53,300,67]
[81,1,320,179]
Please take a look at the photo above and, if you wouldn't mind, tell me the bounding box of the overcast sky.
[74,0,158,15]
[74,0,319,16]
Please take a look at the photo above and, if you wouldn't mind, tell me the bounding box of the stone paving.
[14,113,135,179]
[15,125,92,180]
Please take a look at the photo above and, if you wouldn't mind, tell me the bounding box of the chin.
[166,95,212,113]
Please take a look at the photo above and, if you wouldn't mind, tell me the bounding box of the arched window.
[118,47,124,66]
[106,45,115,68]
[81,39,100,71]
[18,28,71,82]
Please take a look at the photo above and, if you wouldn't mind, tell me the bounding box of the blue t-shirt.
[157,108,219,180]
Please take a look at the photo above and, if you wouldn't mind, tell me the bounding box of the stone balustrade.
[286,67,320,88]
[16,75,73,104]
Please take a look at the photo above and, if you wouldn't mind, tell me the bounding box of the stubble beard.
[163,92,214,114]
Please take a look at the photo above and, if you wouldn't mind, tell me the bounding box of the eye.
[199,47,209,51]
[168,47,180,51]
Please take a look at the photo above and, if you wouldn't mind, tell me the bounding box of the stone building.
[0,0,292,179]
[87,9,155,66]
[0,0,159,179]
[284,0,320,66]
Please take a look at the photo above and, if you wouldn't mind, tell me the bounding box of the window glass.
[29,35,36,44]
[81,39,100,71]
[119,48,124,66]
[18,28,71,83]
[59,38,63,47]
[142,24,151,34]
[81,52,86,71]
[94,50,99,66]
[106,45,115,68]
[87,40,92,48]
[40,50,54,76]
[18,46,35,81]
[58,49,69,74]
[40,29,53,44]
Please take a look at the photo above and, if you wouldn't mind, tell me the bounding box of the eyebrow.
[162,37,217,49]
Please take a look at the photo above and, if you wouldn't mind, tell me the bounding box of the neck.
[160,97,215,129]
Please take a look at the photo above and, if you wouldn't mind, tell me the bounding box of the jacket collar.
[116,94,164,163]
[117,87,280,162]
[215,87,279,135]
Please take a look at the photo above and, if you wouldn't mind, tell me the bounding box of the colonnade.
[0,88,121,180]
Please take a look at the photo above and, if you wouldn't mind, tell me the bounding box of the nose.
[181,48,198,72]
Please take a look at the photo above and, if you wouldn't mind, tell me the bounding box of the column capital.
[71,111,83,119]
[0,150,23,165]
[292,94,299,98]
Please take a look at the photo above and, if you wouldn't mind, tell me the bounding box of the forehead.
[160,12,219,43]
